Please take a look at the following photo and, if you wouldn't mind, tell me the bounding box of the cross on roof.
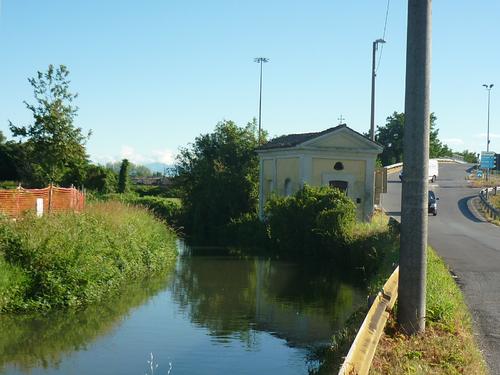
[337,114,345,124]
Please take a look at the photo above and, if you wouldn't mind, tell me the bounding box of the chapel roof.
[256,124,381,151]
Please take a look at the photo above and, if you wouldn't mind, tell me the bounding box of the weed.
[0,201,177,312]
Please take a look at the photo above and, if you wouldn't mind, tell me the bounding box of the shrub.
[265,185,356,257]
[124,196,182,227]
[0,201,177,311]
[225,212,269,249]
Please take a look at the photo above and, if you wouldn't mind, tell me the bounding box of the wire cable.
[375,0,390,74]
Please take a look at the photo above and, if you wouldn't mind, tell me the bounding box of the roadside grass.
[0,201,177,312]
[490,194,500,210]
[370,248,487,375]
[468,174,500,188]
[474,196,500,226]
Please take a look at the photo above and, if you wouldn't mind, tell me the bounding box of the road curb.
[468,197,489,223]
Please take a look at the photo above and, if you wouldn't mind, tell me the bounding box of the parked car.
[428,190,439,216]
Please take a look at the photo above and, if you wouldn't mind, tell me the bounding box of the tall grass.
[0,201,177,311]
[371,248,487,374]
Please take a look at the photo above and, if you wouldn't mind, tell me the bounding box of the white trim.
[300,127,383,152]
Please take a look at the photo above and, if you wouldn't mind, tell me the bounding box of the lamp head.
[375,39,386,44]
[254,57,270,63]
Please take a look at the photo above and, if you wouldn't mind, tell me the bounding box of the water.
[0,243,366,375]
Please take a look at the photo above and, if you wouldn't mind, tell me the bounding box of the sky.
[0,1,499,165]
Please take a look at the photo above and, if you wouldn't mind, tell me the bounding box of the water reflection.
[1,243,365,375]
[0,273,172,372]
[171,247,364,349]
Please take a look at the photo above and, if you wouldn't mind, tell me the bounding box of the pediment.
[302,128,382,152]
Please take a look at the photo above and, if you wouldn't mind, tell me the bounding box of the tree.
[117,159,130,193]
[176,119,261,244]
[9,65,90,186]
[376,112,452,165]
[84,165,117,193]
[455,150,478,164]
[105,161,152,177]
[0,132,32,182]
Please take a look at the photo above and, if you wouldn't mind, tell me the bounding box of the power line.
[375,0,391,74]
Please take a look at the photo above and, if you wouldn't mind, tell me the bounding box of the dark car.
[428,190,438,216]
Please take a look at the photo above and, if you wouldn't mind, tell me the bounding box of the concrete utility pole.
[254,57,269,144]
[398,0,432,335]
[370,39,385,141]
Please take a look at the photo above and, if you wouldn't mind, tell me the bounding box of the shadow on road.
[457,195,482,223]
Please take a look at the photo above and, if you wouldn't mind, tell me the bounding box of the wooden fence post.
[48,184,53,214]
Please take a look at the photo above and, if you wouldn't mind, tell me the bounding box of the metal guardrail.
[338,267,399,375]
[384,158,465,175]
[339,158,464,375]
[479,186,500,221]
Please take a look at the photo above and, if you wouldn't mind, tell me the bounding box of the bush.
[225,212,269,249]
[126,196,182,227]
[0,201,177,311]
[265,185,356,257]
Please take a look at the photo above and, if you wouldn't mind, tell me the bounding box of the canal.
[0,242,366,374]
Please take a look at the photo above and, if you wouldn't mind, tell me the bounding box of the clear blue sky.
[1,1,499,165]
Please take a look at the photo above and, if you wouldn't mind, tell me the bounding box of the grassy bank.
[308,212,400,374]
[0,201,177,312]
[371,248,487,374]
[491,194,500,210]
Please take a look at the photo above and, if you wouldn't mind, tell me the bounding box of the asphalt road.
[381,162,500,374]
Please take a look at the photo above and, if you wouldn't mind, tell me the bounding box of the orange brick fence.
[0,185,85,218]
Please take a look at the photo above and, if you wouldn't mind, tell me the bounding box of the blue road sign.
[481,151,496,169]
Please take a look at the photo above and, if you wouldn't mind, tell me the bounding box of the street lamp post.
[483,84,494,152]
[370,39,386,141]
[254,57,269,144]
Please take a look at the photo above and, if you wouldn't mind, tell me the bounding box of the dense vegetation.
[376,112,453,166]
[100,193,182,228]
[176,119,261,244]
[265,185,356,256]
[0,202,177,312]
[225,185,397,276]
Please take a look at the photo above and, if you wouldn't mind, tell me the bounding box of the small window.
[284,178,292,197]
[334,162,344,171]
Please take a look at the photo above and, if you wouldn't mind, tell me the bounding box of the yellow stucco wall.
[312,158,366,218]
[276,157,300,195]
[263,159,274,200]
[261,155,369,219]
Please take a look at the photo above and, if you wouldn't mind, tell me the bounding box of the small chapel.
[256,124,383,221]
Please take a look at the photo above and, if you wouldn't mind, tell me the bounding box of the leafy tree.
[0,132,18,181]
[455,150,478,164]
[176,119,261,244]
[376,112,452,165]
[375,112,405,166]
[117,159,130,193]
[0,133,32,183]
[9,65,90,186]
[84,165,117,193]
